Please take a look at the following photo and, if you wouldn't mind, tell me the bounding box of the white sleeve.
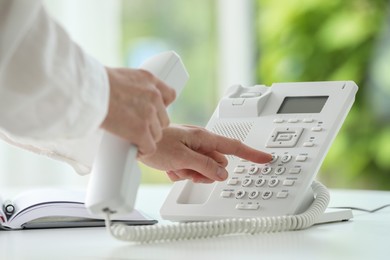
[0,0,110,174]
[0,0,109,140]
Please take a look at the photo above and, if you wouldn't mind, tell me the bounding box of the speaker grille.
[210,121,254,160]
[210,121,253,142]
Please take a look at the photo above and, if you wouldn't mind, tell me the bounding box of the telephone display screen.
[277,96,328,114]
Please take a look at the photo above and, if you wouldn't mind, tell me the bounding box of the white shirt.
[0,0,109,174]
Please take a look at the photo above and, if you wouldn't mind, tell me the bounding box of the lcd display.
[277,96,329,114]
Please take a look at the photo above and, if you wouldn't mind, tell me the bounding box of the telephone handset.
[85,51,189,217]
[86,52,357,243]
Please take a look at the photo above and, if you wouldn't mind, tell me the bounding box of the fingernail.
[217,167,228,180]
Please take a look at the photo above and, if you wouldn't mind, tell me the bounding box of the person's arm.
[0,0,175,174]
[0,0,108,140]
[139,125,273,183]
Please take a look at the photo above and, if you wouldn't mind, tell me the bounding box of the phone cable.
[104,180,329,243]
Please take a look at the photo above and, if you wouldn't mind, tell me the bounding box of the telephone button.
[303,142,314,147]
[262,191,273,200]
[248,191,260,199]
[296,155,308,162]
[235,204,245,209]
[283,179,295,186]
[261,166,272,175]
[288,118,299,123]
[255,178,266,187]
[235,190,246,199]
[234,166,245,174]
[311,127,322,132]
[266,127,304,148]
[289,168,301,174]
[303,118,314,123]
[268,178,279,187]
[273,118,284,123]
[248,166,260,175]
[281,155,292,163]
[276,133,293,141]
[236,203,259,210]
[275,166,286,175]
[220,191,232,198]
[277,191,289,198]
[227,179,239,185]
[242,178,253,187]
[270,155,279,164]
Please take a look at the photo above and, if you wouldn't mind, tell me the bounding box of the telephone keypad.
[223,113,317,210]
[223,150,308,209]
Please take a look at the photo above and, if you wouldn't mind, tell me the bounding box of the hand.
[139,124,273,183]
[101,68,176,156]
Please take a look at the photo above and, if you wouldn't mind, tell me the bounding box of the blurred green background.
[121,0,390,189]
[255,0,390,190]
[121,0,218,184]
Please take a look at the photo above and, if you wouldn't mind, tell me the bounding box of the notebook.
[0,188,157,230]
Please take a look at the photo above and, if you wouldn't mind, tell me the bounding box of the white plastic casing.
[86,51,189,217]
[161,81,357,221]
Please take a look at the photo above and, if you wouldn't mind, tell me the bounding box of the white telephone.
[86,52,358,243]
[161,81,358,221]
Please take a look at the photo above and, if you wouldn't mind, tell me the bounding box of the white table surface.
[1,185,389,260]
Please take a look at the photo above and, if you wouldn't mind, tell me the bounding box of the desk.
[1,185,389,260]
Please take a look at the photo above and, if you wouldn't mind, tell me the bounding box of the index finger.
[213,134,273,164]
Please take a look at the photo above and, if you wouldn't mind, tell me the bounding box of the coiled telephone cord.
[104,181,329,243]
